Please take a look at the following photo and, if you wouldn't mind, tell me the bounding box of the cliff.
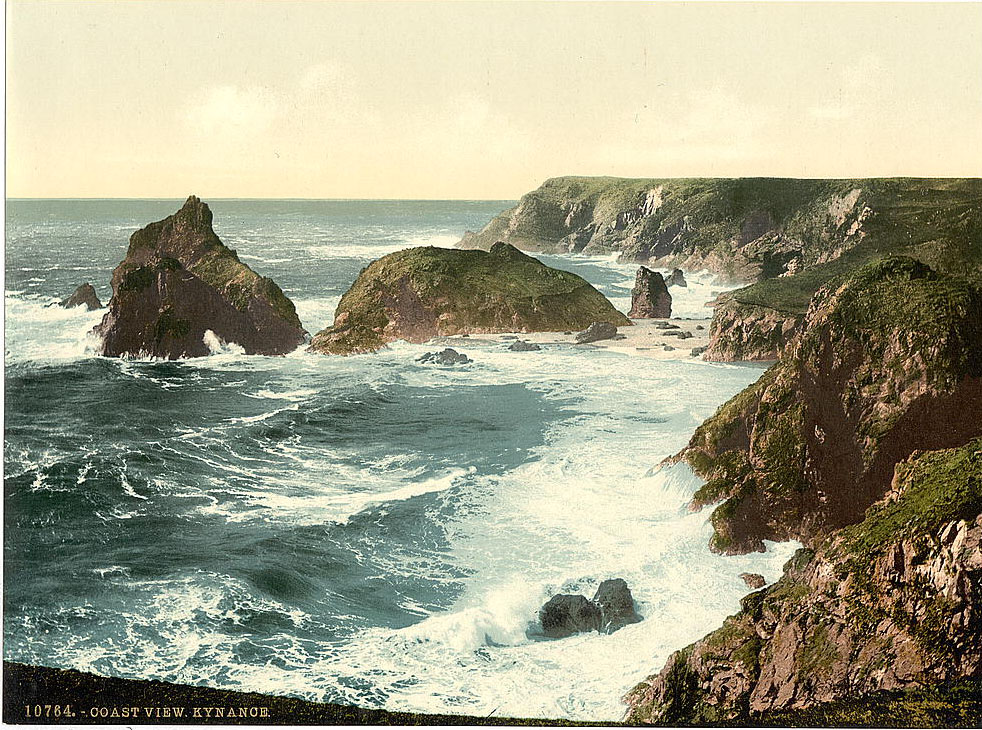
[459,177,982,363]
[681,257,982,554]
[625,439,982,723]
[457,177,982,282]
[94,196,306,358]
[310,243,629,355]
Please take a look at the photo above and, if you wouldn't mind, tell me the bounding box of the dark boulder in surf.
[593,578,642,633]
[539,594,603,638]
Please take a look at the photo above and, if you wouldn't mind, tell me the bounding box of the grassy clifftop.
[458,177,982,288]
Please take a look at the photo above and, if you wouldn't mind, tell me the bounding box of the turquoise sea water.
[3,199,794,720]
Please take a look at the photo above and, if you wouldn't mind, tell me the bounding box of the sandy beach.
[436,317,715,361]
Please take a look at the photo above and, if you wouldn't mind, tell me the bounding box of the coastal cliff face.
[457,177,982,282]
[703,298,802,362]
[625,439,982,723]
[309,242,629,355]
[681,257,982,554]
[95,196,306,358]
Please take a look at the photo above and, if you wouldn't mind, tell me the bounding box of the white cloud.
[183,84,280,138]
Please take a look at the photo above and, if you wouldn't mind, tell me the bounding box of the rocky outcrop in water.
[508,340,541,352]
[539,579,642,638]
[629,267,672,318]
[574,321,619,344]
[679,257,982,555]
[309,243,629,355]
[666,268,688,288]
[417,348,472,365]
[625,439,982,723]
[60,283,102,311]
[94,196,306,358]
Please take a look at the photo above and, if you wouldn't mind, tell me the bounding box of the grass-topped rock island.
[309,242,630,355]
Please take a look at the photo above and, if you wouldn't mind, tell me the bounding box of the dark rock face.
[417,348,472,365]
[680,257,982,555]
[309,243,629,355]
[626,440,982,723]
[508,340,541,352]
[593,578,642,632]
[538,579,642,638]
[575,321,618,344]
[666,268,688,287]
[60,283,102,311]
[739,572,766,589]
[539,595,602,638]
[94,196,306,359]
[629,267,672,318]
[690,346,708,358]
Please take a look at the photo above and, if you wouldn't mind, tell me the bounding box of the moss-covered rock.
[309,243,629,355]
[679,257,982,553]
[626,439,982,723]
[94,196,306,358]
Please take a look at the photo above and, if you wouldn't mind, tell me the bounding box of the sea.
[3,199,796,721]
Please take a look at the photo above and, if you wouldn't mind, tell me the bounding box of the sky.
[5,1,982,199]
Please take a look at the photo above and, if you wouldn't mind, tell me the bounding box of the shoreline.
[435,317,716,361]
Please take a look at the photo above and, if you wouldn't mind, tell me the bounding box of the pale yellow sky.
[5,1,982,199]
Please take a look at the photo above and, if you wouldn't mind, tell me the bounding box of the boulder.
[539,594,602,638]
[309,243,629,355]
[60,283,102,311]
[417,348,472,365]
[739,572,766,589]
[690,346,708,358]
[593,578,642,632]
[575,321,618,344]
[94,196,306,358]
[629,266,672,318]
[508,340,541,352]
[666,268,688,287]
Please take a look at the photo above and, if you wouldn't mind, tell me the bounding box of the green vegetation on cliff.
[310,243,629,355]
[680,257,982,553]
[627,440,982,725]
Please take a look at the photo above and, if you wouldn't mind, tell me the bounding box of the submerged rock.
[629,266,672,318]
[508,340,541,352]
[309,242,628,355]
[60,283,102,311]
[94,196,306,359]
[417,348,472,365]
[666,268,688,287]
[575,321,618,344]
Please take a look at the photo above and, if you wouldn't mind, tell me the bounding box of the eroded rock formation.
[629,267,672,318]
[94,196,306,358]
